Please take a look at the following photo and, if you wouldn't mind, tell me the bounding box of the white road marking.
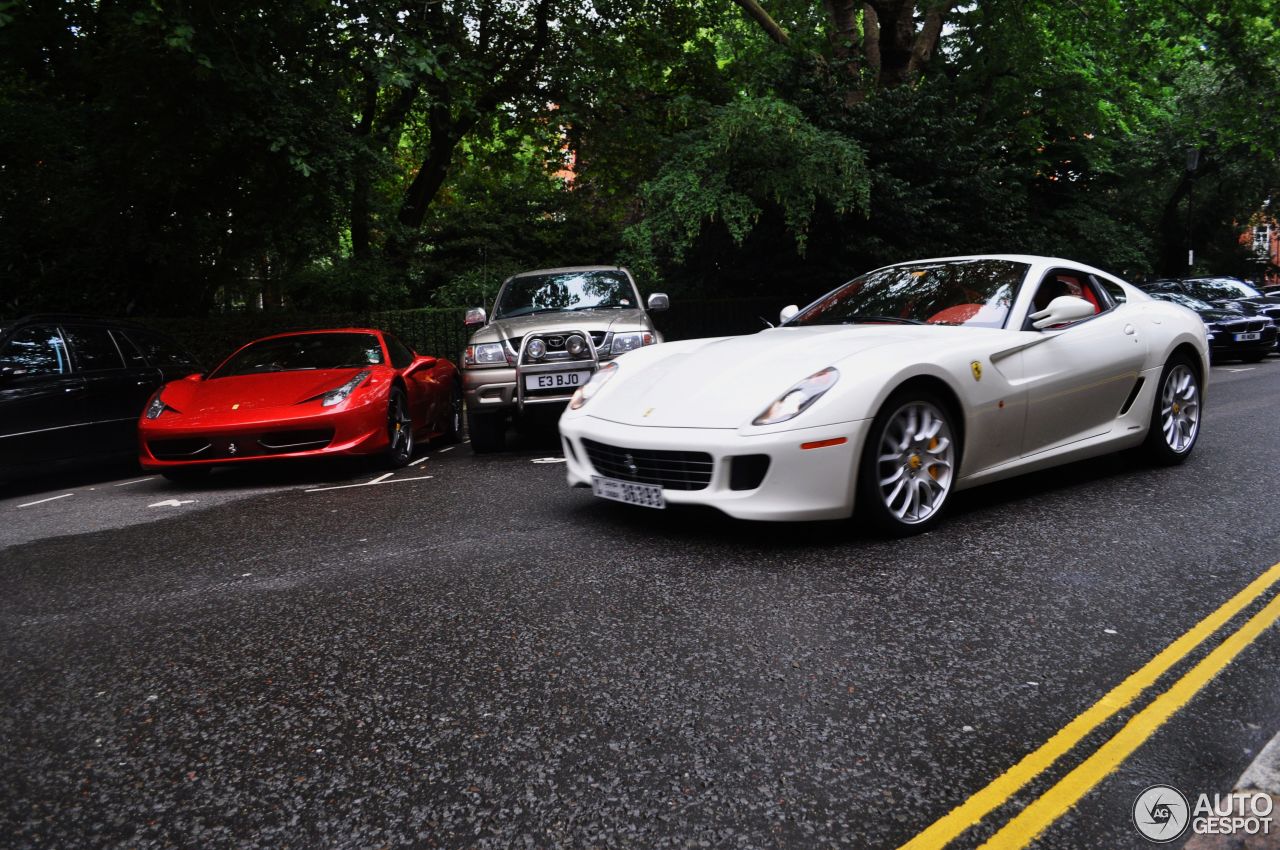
[17,493,73,508]
[149,499,196,508]
[1223,367,1256,373]
[305,476,433,493]
[370,472,395,484]
[437,446,455,453]
[114,477,155,487]
[409,456,429,467]
[531,457,566,464]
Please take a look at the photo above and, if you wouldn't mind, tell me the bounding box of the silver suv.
[461,266,668,452]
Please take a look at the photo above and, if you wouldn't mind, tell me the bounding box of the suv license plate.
[525,371,590,390]
[591,476,665,509]
[1234,331,1261,342]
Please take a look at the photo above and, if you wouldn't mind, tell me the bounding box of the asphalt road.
[2,358,1279,849]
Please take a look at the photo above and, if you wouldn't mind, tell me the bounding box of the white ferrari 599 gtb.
[558,255,1208,534]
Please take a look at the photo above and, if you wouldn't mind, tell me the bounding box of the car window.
[495,271,638,318]
[1099,280,1128,303]
[122,328,199,368]
[1184,278,1262,300]
[63,325,126,372]
[110,329,150,367]
[0,325,70,377]
[384,334,415,369]
[790,259,1029,329]
[210,332,384,378]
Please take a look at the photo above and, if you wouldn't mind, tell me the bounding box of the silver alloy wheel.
[1160,364,1199,453]
[875,401,956,525]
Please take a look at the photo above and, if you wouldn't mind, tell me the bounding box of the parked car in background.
[1139,276,1280,327]
[138,328,460,482]
[1147,291,1276,362]
[461,266,668,452]
[561,256,1208,534]
[0,315,200,482]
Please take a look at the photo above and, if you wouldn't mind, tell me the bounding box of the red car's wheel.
[386,387,414,468]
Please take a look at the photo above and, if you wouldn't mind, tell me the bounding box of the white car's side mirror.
[780,304,799,324]
[1030,295,1095,330]
[646,292,670,312]
[464,307,487,328]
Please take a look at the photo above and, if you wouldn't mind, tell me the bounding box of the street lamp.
[1186,148,1200,269]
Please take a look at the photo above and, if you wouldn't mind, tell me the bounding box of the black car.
[0,315,201,481]
[1140,276,1280,330]
[1146,291,1277,362]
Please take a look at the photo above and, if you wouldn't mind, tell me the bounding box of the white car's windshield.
[495,271,637,319]
[789,259,1030,328]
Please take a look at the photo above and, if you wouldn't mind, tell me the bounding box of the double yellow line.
[899,560,1280,850]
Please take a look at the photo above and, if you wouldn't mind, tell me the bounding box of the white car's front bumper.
[559,415,871,521]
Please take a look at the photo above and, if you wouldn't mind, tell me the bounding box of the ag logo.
[970,360,983,381]
[1132,785,1189,843]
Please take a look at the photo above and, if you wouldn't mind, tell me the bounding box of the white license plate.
[591,475,665,509]
[525,371,590,390]
[1234,331,1261,341]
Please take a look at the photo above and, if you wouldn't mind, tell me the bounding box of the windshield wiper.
[840,315,924,325]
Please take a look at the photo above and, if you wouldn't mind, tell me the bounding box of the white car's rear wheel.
[858,391,958,536]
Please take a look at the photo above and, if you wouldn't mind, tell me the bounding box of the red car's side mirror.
[406,355,438,376]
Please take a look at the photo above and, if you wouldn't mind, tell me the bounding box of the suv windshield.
[789,259,1029,328]
[1183,278,1262,300]
[495,271,637,319]
[211,333,383,378]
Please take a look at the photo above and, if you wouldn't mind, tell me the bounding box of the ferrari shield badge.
[970,360,983,381]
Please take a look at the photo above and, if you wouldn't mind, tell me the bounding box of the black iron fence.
[139,297,786,368]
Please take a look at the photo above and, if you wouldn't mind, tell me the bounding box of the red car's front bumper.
[138,396,389,469]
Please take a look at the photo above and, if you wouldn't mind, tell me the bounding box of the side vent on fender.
[1118,377,1145,416]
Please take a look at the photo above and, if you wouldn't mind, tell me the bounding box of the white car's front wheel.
[858,390,959,536]
[1142,354,1202,465]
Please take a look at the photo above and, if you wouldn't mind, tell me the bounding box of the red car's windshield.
[210,333,383,378]
[789,259,1030,329]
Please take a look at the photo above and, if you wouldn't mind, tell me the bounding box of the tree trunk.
[730,0,790,45]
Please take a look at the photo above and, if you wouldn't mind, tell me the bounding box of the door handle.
[1123,324,1136,336]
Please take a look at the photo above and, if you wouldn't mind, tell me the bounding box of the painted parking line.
[898,560,1280,850]
[17,493,74,509]
[437,446,455,453]
[304,476,433,493]
[369,472,395,484]
[980,590,1280,849]
[113,477,155,487]
[408,456,429,467]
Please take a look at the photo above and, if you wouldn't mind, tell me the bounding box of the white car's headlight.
[321,369,372,407]
[753,367,839,426]
[568,362,618,410]
[609,331,654,355]
[464,342,508,366]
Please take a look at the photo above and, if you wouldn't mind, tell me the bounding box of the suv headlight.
[609,331,654,355]
[464,342,508,366]
[320,370,371,407]
[569,362,618,410]
[753,367,839,426]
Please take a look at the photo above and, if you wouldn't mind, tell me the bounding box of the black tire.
[443,382,463,443]
[161,467,211,484]
[468,410,507,453]
[385,387,414,468]
[1142,354,1202,465]
[856,389,961,537]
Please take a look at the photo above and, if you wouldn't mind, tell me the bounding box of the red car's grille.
[149,428,335,461]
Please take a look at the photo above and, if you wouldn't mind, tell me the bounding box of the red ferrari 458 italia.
[138,328,461,482]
